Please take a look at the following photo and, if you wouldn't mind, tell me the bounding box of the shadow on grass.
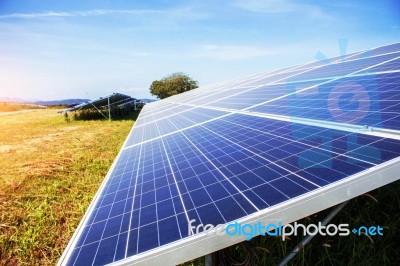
[68,109,141,121]
[181,180,400,266]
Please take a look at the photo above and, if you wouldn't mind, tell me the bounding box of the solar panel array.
[59,43,400,266]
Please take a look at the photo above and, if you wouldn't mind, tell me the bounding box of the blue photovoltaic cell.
[60,43,400,266]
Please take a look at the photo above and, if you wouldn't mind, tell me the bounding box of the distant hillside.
[0,97,26,103]
[32,99,90,106]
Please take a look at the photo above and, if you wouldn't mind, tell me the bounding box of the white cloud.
[234,0,331,20]
[0,9,166,19]
[0,6,212,24]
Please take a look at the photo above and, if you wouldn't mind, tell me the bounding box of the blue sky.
[0,0,399,101]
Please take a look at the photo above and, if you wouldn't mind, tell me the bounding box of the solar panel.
[59,43,400,266]
[64,93,135,112]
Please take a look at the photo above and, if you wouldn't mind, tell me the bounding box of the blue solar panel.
[59,43,400,266]
[367,42,400,56]
[361,56,400,73]
[248,73,400,130]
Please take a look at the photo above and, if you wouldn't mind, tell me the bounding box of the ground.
[0,109,134,265]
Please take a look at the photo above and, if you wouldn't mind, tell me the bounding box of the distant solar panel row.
[59,42,400,266]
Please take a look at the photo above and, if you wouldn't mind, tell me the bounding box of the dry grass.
[0,102,45,113]
[0,109,135,265]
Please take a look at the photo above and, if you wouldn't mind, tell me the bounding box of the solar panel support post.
[108,97,111,121]
[205,254,213,266]
[277,200,349,266]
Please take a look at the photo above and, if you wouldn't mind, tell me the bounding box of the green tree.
[149,72,199,99]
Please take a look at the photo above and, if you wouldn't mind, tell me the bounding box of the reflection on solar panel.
[59,43,400,265]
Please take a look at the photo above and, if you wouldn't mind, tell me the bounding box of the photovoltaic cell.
[59,43,400,266]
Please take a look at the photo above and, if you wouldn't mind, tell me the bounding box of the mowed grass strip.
[0,109,135,265]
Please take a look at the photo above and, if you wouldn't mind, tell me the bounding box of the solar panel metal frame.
[58,42,400,266]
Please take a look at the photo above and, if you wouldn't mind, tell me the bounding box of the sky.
[0,0,399,101]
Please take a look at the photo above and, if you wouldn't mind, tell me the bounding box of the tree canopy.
[149,72,199,99]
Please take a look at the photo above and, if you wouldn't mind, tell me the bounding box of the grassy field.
[0,108,399,265]
[0,109,135,265]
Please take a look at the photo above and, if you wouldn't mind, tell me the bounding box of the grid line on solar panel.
[241,54,400,111]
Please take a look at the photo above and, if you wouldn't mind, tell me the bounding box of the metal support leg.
[205,254,213,266]
[108,97,111,121]
[89,103,108,120]
[278,201,349,266]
